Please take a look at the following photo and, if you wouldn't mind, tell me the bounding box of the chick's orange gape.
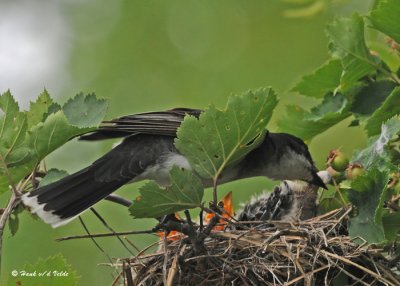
[158,192,234,241]
[204,192,233,231]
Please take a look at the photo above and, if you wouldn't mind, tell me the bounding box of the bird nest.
[115,207,400,286]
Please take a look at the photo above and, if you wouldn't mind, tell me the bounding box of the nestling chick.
[237,171,331,223]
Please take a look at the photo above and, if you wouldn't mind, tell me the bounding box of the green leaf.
[175,87,278,180]
[25,111,91,161]
[277,93,350,141]
[8,204,24,236]
[369,0,400,44]
[130,167,204,218]
[368,41,400,72]
[39,168,69,187]
[348,168,390,243]
[382,211,400,241]
[350,81,396,117]
[63,93,108,128]
[352,116,400,170]
[0,93,107,195]
[366,87,400,136]
[291,59,342,98]
[11,254,79,286]
[326,14,378,89]
[0,91,28,167]
[27,89,54,129]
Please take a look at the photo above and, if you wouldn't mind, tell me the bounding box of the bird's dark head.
[265,133,327,189]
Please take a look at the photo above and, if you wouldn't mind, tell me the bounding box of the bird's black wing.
[80,108,202,141]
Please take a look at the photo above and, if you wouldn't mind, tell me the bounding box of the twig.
[331,177,348,208]
[123,237,141,253]
[78,216,113,264]
[105,194,132,207]
[167,245,186,286]
[0,192,20,269]
[320,250,397,286]
[90,208,135,256]
[56,229,156,241]
[0,154,31,274]
[162,234,168,286]
[123,261,134,286]
[212,178,218,206]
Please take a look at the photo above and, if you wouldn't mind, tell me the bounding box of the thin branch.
[90,208,135,256]
[55,229,157,241]
[0,153,24,273]
[105,194,132,208]
[0,193,20,270]
[78,216,113,264]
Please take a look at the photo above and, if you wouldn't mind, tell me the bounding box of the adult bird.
[22,108,326,228]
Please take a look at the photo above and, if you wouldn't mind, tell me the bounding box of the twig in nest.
[124,208,400,286]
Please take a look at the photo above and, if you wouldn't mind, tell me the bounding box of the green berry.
[327,150,349,172]
[346,164,364,180]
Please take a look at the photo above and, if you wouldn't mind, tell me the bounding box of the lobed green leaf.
[0,91,107,195]
[0,91,28,168]
[366,87,400,136]
[369,0,400,44]
[352,116,400,170]
[27,89,55,129]
[291,59,342,98]
[326,14,378,90]
[348,168,390,243]
[129,167,204,218]
[277,93,350,141]
[175,88,278,180]
[39,168,69,187]
[63,93,108,128]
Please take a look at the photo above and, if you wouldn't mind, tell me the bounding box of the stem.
[332,177,348,208]
[105,194,132,207]
[0,154,21,197]
[212,178,218,206]
[55,229,157,241]
[0,193,20,270]
[0,153,23,273]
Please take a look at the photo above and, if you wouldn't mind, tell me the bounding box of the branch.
[55,229,157,242]
[105,194,132,207]
[0,192,20,269]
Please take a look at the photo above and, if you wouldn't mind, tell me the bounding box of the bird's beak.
[310,170,328,189]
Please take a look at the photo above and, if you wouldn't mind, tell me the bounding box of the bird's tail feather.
[22,167,129,228]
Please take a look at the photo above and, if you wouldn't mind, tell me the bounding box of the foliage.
[130,88,278,218]
[279,0,400,244]
[175,87,277,181]
[0,90,107,195]
[348,168,389,243]
[278,0,400,142]
[1,0,400,283]
[130,167,204,218]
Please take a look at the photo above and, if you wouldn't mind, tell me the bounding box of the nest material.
[115,207,400,286]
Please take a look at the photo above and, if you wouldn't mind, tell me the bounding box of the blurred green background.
[0,0,372,285]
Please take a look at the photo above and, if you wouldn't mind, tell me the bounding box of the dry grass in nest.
[113,208,400,286]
